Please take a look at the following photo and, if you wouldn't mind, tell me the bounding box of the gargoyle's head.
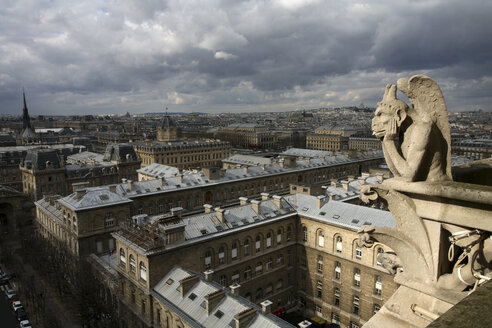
[372,84,409,138]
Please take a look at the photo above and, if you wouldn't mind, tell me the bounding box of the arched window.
[129,255,136,274]
[287,226,292,241]
[255,235,261,253]
[139,261,147,281]
[336,236,343,253]
[218,247,225,264]
[318,230,325,248]
[303,226,308,242]
[277,228,282,244]
[243,239,250,256]
[376,247,384,266]
[231,242,238,260]
[231,271,240,284]
[205,251,212,269]
[266,232,272,248]
[244,266,252,280]
[119,248,126,265]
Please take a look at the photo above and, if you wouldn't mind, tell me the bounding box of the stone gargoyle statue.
[371,75,452,182]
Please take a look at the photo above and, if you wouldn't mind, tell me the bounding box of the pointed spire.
[23,88,27,110]
[22,89,31,130]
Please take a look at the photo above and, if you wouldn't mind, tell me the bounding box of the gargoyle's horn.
[382,84,392,101]
[388,84,397,101]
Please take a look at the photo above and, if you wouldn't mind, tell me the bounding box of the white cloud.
[214,51,237,60]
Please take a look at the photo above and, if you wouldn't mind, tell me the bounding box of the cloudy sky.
[1,0,491,115]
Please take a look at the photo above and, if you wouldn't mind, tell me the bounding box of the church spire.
[22,89,32,130]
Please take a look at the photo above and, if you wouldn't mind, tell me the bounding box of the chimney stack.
[76,189,86,200]
[239,197,248,206]
[328,193,334,201]
[317,195,326,209]
[204,204,213,213]
[260,300,273,314]
[171,207,183,218]
[273,195,282,208]
[251,200,260,214]
[178,174,183,183]
[234,307,257,328]
[261,193,269,201]
[159,177,165,185]
[179,274,199,298]
[127,180,133,190]
[203,270,214,282]
[341,180,349,191]
[215,207,225,223]
[358,176,366,186]
[347,175,355,182]
[205,289,226,315]
[230,283,241,296]
[243,167,248,174]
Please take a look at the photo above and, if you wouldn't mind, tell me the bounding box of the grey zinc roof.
[152,266,295,328]
[137,163,179,178]
[280,148,335,158]
[323,175,382,201]
[66,151,105,164]
[223,154,272,166]
[58,187,132,211]
[285,193,395,230]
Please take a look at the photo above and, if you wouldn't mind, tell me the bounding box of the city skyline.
[1,0,492,115]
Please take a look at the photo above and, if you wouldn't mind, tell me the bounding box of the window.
[231,271,240,284]
[334,261,341,280]
[350,321,360,328]
[287,226,292,241]
[318,230,324,248]
[266,232,272,248]
[317,255,323,274]
[303,226,308,242]
[244,266,252,280]
[129,255,136,274]
[277,229,282,244]
[377,247,384,266]
[316,280,323,298]
[334,288,340,307]
[243,239,250,256]
[105,212,114,227]
[266,258,273,270]
[256,235,261,253]
[119,248,126,265]
[232,243,238,260]
[277,254,284,265]
[276,279,283,290]
[218,247,225,264]
[374,304,381,315]
[315,305,322,315]
[356,246,362,260]
[219,275,227,286]
[140,262,147,281]
[354,268,361,287]
[256,262,263,275]
[331,313,340,325]
[375,275,382,295]
[205,251,212,269]
[266,283,273,295]
[336,236,343,253]
[353,296,360,315]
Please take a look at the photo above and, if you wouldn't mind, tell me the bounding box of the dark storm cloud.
[0,0,491,114]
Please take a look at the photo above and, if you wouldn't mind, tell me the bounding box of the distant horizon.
[1,1,491,115]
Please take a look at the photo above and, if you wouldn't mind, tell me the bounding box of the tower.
[19,90,38,144]
[156,107,180,142]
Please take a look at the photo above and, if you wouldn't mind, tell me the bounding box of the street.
[0,285,21,328]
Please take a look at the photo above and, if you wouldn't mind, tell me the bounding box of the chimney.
[127,180,133,190]
[273,195,282,208]
[362,172,370,178]
[298,320,312,328]
[376,173,384,183]
[234,307,257,328]
[215,207,225,223]
[305,158,310,164]
[204,204,213,213]
[171,207,183,218]
[203,270,214,282]
[179,274,199,298]
[230,283,241,296]
[239,197,248,206]
[341,180,349,191]
[76,189,87,200]
[159,177,165,185]
[178,174,183,183]
[122,178,127,183]
[358,176,366,185]
[332,155,337,160]
[251,200,260,214]
[328,193,334,201]
[260,164,266,171]
[205,289,226,315]
[260,300,273,314]
[261,193,269,201]
[317,195,326,209]
[347,175,355,182]
[243,167,248,174]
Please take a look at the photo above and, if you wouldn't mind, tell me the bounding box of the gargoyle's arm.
[382,143,401,177]
[382,122,432,181]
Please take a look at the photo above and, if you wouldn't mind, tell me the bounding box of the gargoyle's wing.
[397,75,452,179]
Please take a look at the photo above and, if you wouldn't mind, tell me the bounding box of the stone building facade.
[133,139,231,169]
[92,193,398,328]
[214,124,277,149]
